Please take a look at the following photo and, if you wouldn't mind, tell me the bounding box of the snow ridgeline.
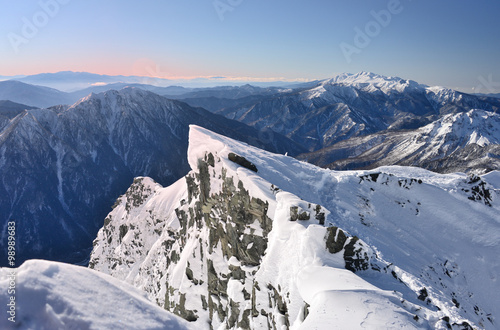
[88,125,500,329]
[301,109,500,174]
[0,260,191,330]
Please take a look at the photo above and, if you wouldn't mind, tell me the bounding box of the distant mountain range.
[12,71,173,92]
[0,71,308,92]
[207,72,500,152]
[0,79,292,108]
[0,88,303,266]
[0,80,187,107]
[0,80,74,108]
[1,72,499,173]
[172,72,500,174]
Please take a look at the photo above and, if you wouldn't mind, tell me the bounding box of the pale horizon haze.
[1,0,499,93]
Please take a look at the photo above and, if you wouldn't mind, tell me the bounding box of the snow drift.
[0,260,191,329]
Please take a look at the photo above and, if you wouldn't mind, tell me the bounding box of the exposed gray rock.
[228,152,258,172]
[325,226,347,254]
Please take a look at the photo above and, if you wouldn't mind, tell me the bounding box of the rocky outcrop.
[462,174,493,206]
[228,153,258,172]
[90,150,280,328]
[90,147,383,329]
[89,127,498,329]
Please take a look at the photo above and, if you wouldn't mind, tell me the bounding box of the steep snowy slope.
[0,260,191,329]
[299,109,500,174]
[215,72,500,151]
[0,101,38,133]
[90,126,500,329]
[0,88,304,266]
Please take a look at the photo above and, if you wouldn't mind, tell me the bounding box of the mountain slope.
[0,88,304,266]
[0,260,191,330]
[90,126,500,329]
[70,83,194,100]
[167,84,289,100]
[0,100,38,133]
[299,109,500,174]
[0,100,37,118]
[214,72,500,151]
[0,80,75,108]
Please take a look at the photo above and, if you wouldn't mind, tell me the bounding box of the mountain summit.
[90,125,500,329]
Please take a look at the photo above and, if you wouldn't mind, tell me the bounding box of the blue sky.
[1,0,499,92]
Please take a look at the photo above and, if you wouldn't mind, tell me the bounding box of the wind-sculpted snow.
[90,126,500,329]
[0,260,192,330]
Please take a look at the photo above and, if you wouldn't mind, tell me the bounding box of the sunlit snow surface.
[192,126,500,328]
[0,260,192,329]
[87,125,500,329]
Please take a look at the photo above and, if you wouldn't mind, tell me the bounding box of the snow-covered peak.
[319,72,425,93]
[72,87,159,106]
[420,109,500,147]
[91,124,500,329]
[425,85,465,104]
[301,72,429,102]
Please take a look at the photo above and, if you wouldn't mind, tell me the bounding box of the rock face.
[89,135,380,329]
[90,126,500,329]
[228,153,258,172]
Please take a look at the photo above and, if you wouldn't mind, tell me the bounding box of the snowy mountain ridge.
[308,72,475,109]
[420,110,500,148]
[300,109,500,174]
[90,125,500,329]
[318,71,425,94]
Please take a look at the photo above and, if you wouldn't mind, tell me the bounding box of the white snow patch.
[0,260,192,330]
